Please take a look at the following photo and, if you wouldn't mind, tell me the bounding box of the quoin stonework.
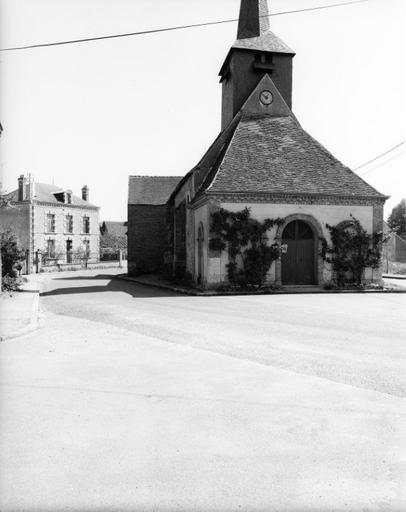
[0,175,100,273]
[127,0,388,289]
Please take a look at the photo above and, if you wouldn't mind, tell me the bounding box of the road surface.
[1,269,405,511]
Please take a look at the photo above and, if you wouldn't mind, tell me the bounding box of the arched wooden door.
[197,223,204,285]
[281,220,315,285]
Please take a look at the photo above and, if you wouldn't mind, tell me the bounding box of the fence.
[100,248,128,261]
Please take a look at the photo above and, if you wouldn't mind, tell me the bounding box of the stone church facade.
[128,0,387,288]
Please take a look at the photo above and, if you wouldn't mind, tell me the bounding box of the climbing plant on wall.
[323,216,382,286]
[209,207,284,288]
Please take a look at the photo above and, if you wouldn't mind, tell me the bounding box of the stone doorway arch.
[275,214,324,286]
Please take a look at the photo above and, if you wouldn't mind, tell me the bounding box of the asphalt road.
[1,269,405,511]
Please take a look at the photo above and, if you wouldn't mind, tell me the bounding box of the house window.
[66,215,73,233]
[83,239,90,257]
[46,213,56,233]
[82,216,90,234]
[46,239,56,259]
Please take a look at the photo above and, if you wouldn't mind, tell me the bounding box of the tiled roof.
[128,176,182,205]
[205,115,385,198]
[232,31,295,54]
[100,221,127,238]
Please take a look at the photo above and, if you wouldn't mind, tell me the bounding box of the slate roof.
[128,176,182,205]
[232,31,295,55]
[195,115,385,199]
[6,182,98,208]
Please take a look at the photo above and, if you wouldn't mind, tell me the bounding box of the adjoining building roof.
[100,221,127,238]
[128,176,182,205]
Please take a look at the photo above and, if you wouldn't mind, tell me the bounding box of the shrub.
[209,207,284,288]
[324,217,382,287]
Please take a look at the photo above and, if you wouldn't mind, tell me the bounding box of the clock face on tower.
[260,90,274,106]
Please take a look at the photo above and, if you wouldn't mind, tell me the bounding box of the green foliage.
[387,198,406,238]
[209,207,283,288]
[324,217,382,286]
[1,229,25,278]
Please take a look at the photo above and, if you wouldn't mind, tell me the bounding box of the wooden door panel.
[282,221,315,285]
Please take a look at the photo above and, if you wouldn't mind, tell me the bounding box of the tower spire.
[237,0,270,40]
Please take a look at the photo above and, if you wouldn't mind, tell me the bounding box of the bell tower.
[219,0,295,129]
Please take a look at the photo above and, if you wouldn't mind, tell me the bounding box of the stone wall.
[201,201,380,287]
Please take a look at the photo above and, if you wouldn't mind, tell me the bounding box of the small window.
[66,215,73,233]
[46,239,55,258]
[47,213,56,233]
[82,216,90,234]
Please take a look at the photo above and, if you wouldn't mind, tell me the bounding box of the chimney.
[82,185,89,201]
[18,175,25,201]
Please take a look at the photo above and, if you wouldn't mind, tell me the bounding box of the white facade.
[188,199,383,289]
[34,202,99,267]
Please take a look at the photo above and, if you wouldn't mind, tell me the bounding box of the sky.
[0,0,405,221]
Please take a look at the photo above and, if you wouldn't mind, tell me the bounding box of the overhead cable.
[353,142,405,171]
[0,0,368,52]
[359,151,405,177]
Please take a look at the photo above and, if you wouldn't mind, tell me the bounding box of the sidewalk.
[118,273,406,296]
[0,276,41,341]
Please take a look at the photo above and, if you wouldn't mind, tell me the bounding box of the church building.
[128,0,387,288]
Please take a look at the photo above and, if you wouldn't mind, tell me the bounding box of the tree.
[1,228,25,284]
[387,198,406,238]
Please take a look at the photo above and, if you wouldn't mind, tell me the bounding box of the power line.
[353,142,405,171]
[0,0,368,52]
[359,151,405,177]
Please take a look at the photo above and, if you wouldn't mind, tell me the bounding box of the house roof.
[128,176,182,205]
[7,182,98,208]
[100,221,127,238]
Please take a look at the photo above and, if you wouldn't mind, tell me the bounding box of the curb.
[383,274,406,280]
[116,275,406,297]
[0,287,41,342]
